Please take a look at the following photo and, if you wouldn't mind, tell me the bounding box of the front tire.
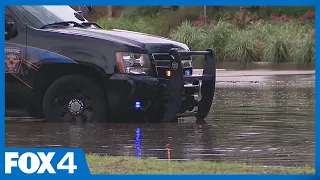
[43,75,107,122]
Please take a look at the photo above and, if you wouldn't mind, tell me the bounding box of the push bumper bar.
[154,49,217,122]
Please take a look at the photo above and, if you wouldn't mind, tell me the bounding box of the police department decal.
[172,62,178,70]
[5,47,23,73]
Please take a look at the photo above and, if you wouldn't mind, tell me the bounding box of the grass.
[86,155,315,174]
[169,20,314,65]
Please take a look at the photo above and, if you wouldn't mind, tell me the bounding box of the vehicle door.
[5,6,29,109]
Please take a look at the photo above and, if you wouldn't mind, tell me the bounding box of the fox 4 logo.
[5,152,78,174]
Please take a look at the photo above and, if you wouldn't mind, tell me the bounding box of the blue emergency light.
[185,70,191,76]
[135,101,141,109]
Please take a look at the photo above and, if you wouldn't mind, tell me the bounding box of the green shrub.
[263,21,313,63]
[97,9,314,65]
[169,20,314,64]
[205,21,236,61]
[271,6,315,17]
[98,8,187,37]
[120,6,163,20]
[291,29,315,64]
[169,21,207,50]
[224,30,263,63]
[97,17,165,36]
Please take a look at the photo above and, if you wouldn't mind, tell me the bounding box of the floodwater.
[5,70,315,168]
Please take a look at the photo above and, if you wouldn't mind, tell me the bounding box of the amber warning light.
[166,70,171,77]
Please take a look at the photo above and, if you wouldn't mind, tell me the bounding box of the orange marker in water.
[166,143,171,162]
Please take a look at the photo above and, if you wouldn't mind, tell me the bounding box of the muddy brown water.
[5,72,315,168]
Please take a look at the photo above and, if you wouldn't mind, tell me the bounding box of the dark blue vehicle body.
[5,6,216,122]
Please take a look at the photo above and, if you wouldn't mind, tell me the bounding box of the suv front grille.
[152,53,193,80]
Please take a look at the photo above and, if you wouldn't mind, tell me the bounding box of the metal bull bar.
[158,48,217,122]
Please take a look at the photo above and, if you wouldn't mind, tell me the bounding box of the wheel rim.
[54,87,94,122]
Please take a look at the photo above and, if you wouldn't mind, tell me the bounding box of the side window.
[5,14,11,37]
[5,7,14,22]
[6,14,13,22]
[5,10,16,23]
[5,12,18,40]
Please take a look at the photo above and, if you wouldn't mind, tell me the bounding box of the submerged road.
[196,69,315,82]
[5,70,315,168]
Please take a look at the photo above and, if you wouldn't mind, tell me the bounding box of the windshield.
[8,6,88,29]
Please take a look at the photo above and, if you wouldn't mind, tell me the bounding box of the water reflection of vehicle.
[135,127,141,158]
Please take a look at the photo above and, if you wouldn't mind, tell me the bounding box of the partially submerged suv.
[5,5,216,122]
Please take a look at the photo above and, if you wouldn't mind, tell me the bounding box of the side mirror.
[74,12,86,21]
[5,21,18,40]
[79,5,93,15]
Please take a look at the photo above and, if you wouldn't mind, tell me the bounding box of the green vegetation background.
[85,6,315,66]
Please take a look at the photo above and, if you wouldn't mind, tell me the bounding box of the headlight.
[116,52,151,75]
